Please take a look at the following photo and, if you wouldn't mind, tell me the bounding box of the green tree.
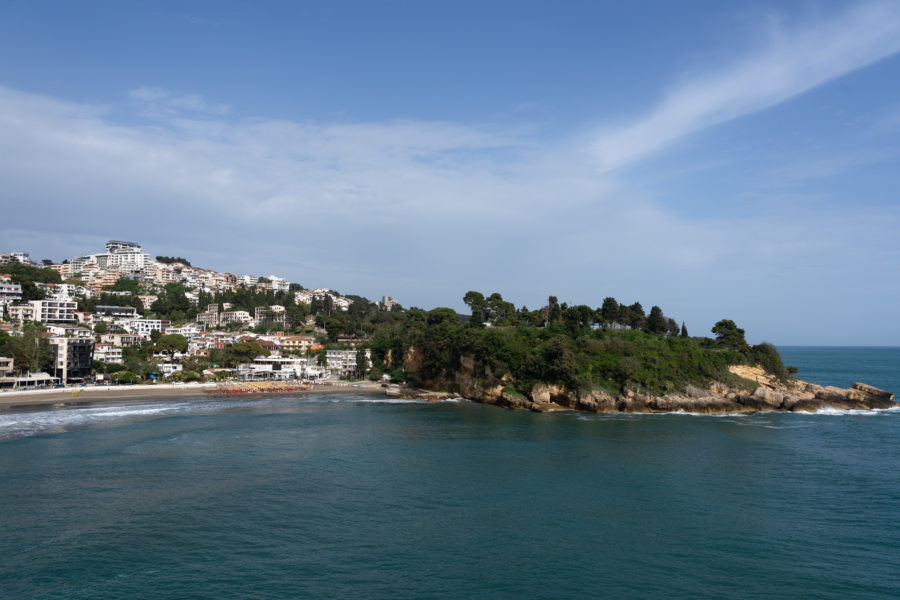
[355,348,369,379]
[223,341,269,367]
[600,297,619,327]
[645,305,667,335]
[711,319,747,350]
[153,334,189,361]
[10,323,52,374]
[680,322,689,338]
[463,291,486,328]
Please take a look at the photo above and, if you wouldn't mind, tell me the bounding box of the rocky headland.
[387,359,896,414]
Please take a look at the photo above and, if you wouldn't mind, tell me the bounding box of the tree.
[546,296,561,325]
[711,319,747,350]
[667,318,680,337]
[223,341,269,367]
[10,323,52,374]
[153,334,189,361]
[600,297,619,327]
[463,291,486,328]
[628,302,646,330]
[356,348,369,379]
[681,322,689,338]
[645,305,667,335]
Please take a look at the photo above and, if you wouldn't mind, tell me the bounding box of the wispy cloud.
[130,86,231,117]
[592,1,900,170]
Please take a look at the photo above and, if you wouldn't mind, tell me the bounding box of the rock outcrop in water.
[387,361,896,414]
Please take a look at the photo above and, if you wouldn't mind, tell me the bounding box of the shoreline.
[0,381,389,409]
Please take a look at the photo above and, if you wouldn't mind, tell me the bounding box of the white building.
[93,343,124,364]
[326,349,368,377]
[0,283,22,304]
[45,325,92,339]
[8,300,77,324]
[122,319,172,340]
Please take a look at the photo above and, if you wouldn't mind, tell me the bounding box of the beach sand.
[0,381,389,409]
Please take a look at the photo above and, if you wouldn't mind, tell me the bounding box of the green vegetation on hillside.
[363,291,787,395]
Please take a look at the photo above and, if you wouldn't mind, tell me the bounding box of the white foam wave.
[804,406,900,416]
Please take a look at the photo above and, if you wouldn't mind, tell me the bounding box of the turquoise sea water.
[1,348,899,599]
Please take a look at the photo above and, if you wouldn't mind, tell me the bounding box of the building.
[197,311,219,327]
[254,305,286,328]
[0,356,13,378]
[48,337,94,383]
[100,333,144,347]
[0,283,23,304]
[8,299,77,324]
[281,335,314,355]
[49,262,73,278]
[220,310,252,326]
[93,343,123,364]
[326,349,367,377]
[45,325,92,339]
[165,323,205,337]
[124,319,171,339]
[336,335,370,347]
[94,305,139,318]
[382,296,398,310]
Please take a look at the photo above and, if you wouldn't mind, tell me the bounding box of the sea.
[1,347,898,599]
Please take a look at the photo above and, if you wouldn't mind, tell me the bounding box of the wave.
[802,406,900,416]
[0,393,441,441]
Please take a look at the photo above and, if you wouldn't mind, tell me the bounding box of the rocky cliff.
[389,357,896,414]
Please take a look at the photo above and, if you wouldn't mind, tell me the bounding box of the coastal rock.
[851,382,895,407]
[753,386,784,408]
[498,389,534,411]
[530,383,551,405]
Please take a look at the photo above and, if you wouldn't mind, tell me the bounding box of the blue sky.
[2,1,900,345]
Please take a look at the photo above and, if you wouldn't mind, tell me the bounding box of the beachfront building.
[0,356,13,378]
[326,349,366,377]
[48,336,94,383]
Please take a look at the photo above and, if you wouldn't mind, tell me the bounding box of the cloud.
[129,86,231,116]
[1,64,899,344]
[592,1,900,170]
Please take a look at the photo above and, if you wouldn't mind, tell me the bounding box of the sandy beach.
[0,380,389,409]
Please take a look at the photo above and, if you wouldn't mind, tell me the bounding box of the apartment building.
[8,300,77,323]
[45,325,92,339]
[220,310,252,326]
[48,337,94,383]
[125,319,172,339]
[100,333,144,347]
[0,283,22,304]
[93,343,123,364]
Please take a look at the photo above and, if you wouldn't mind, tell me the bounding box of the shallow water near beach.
[1,348,899,599]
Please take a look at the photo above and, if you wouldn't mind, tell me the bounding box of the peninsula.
[1,242,894,415]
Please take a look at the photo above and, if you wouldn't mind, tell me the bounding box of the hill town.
[0,241,396,389]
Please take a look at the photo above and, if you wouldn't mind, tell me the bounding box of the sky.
[1,0,899,345]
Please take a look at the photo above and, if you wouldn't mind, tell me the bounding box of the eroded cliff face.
[394,355,896,414]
